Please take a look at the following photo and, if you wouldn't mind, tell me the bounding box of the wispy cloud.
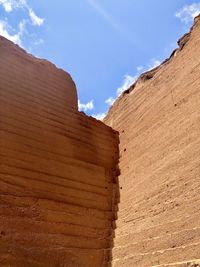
[105,58,161,109]
[0,0,44,47]
[78,100,94,112]
[86,0,135,45]
[33,38,44,45]
[0,0,44,26]
[0,0,27,13]
[0,19,25,45]
[147,59,161,70]
[105,96,115,106]
[137,66,143,72]
[28,8,44,26]
[103,73,138,111]
[93,58,161,119]
[92,112,106,120]
[86,0,123,33]
[0,0,13,12]
[176,3,200,24]
[116,59,161,97]
[117,74,137,96]
[104,70,140,109]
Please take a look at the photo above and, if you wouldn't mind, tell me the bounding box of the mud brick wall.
[0,37,119,267]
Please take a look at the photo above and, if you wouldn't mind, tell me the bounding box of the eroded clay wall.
[0,37,119,267]
[105,16,200,267]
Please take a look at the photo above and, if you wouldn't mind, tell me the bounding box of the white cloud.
[116,59,161,97]
[104,58,161,109]
[104,66,143,108]
[79,100,106,120]
[117,74,137,96]
[105,96,115,106]
[0,0,27,12]
[78,100,94,112]
[0,0,44,27]
[92,112,106,120]
[137,66,143,72]
[0,0,44,48]
[28,8,44,26]
[0,0,12,12]
[33,38,44,45]
[148,59,161,70]
[0,19,25,45]
[176,3,200,23]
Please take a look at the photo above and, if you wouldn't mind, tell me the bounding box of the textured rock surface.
[105,15,200,266]
[0,37,119,267]
[1,13,200,267]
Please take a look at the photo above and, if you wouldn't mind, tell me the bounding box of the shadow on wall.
[108,139,121,267]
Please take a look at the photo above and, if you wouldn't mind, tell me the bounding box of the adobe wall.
[0,37,119,267]
[105,15,200,266]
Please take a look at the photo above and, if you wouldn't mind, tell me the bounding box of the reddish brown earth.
[0,36,119,267]
[104,15,200,267]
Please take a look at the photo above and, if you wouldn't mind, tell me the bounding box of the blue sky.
[0,0,200,119]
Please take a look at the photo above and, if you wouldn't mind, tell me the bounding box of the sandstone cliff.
[0,36,119,267]
[104,15,200,266]
[1,13,200,267]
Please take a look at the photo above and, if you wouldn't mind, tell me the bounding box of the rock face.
[105,15,200,266]
[1,14,200,267]
[0,37,119,267]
